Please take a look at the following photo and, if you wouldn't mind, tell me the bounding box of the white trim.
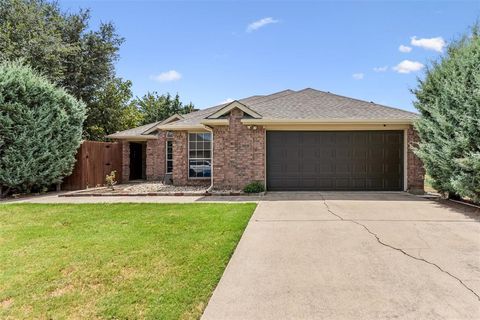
[187,132,212,180]
[106,134,158,140]
[242,118,415,125]
[203,125,214,192]
[207,101,262,119]
[200,119,229,126]
[158,124,207,131]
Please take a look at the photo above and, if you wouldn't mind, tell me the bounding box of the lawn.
[0,203,256,319]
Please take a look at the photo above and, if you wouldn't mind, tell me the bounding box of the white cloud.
[410,36,446,52]
[373,66,388,72]
[220,98,234,104]
[150,70,182,82]
[399,45,412,53]
[352,73,364,80]
[246,17,279,32]
[392,60,424,74]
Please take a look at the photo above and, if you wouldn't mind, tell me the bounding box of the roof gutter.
[157,124,207,131]
[105,134,158,140]
[241,118,415,125]
[203,125,214,193]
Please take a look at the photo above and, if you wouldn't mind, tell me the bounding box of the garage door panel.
[267,131,404,191]
[352,178,367,189]
[353,163,367,173]
[368,163,384,174]
[367,178,385,189]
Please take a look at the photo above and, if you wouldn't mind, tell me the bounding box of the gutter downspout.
[204,125,214,193]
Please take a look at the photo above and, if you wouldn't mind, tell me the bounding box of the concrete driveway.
[202,192,480,320]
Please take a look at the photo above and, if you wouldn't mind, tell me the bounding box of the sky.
[59,0,480,112]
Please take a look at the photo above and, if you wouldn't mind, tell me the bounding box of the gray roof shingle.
[106,121,161,138]
[109,88,417,137]
[248,88,417,120]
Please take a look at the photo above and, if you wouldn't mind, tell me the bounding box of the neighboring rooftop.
[108,88,418,138]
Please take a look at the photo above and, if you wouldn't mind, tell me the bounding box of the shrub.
[413,25,480,203]
[105,170,117,190]
[243,181,265,193]
[0,61,86,196]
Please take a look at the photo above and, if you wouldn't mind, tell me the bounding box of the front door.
[129,142,144,180]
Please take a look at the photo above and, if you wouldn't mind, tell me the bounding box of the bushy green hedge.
[243,181,265,193]
[0,61,86,195]
[413,26,480,202]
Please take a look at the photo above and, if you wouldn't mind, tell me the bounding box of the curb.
[59,191,265,197]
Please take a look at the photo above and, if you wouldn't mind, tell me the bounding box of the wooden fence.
[62,141,123,190]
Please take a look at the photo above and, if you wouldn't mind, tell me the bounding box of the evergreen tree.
[413,26,480,202]
[0,0,124,139]
[0,61,86,196]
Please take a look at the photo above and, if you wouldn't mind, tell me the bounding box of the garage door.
[266,131,404,191]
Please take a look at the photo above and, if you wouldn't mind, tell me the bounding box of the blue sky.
[60,1,479,112]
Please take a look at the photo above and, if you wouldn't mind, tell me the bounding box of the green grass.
[0,203,256,319]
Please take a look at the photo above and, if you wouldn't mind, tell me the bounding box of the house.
[107,88,425,193]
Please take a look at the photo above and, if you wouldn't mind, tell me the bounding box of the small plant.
[105,170,117,190]
[243,181,265,193]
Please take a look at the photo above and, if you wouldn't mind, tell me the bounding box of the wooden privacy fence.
[62,141,122,190]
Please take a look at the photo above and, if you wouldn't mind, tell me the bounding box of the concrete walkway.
[0,192,259,204]
[202,192,480,320]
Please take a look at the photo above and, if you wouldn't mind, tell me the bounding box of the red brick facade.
[407,125,425,193]
[121,112,424,193]
[121,140,130,183]
[212,108,265,190]
[172,131,210,187]
[146,133,166,181]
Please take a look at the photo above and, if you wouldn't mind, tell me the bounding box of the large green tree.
[136,92,195,125]
[0,0,128,139]
[0,61,86,196]
[85,78,143,141]
[413,26,480,202]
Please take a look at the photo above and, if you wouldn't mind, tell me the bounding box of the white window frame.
[166,140,173,174]
[188,132,212,179]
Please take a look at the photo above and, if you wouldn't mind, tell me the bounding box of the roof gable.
[143,114,184,134]
[206,101,262,119]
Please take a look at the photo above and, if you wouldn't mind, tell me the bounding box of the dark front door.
[129,142,144,180]
[266,131,404,191]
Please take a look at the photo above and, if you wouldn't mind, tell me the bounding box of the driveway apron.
[201,192,480,320]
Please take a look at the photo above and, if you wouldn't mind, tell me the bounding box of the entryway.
[129,142,146,180]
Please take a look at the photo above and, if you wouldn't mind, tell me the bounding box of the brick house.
[107,88,425,193]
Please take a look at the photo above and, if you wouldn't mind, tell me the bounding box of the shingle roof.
[248,88,417,120]
[164,89,297,128]
[163,88,416,128]
[108,88,417,138]
[106,121,161,139]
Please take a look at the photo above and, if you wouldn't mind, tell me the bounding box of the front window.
[188,133,211,178]
[166,140,173,173]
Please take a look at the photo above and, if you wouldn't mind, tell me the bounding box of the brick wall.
[172,131,210,186]
[212,108,265,190]
[407,125,425,193]
[146,133,166,181]
[121,140,130,183]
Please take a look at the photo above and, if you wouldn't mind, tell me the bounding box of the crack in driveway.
[319,193,480,302]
